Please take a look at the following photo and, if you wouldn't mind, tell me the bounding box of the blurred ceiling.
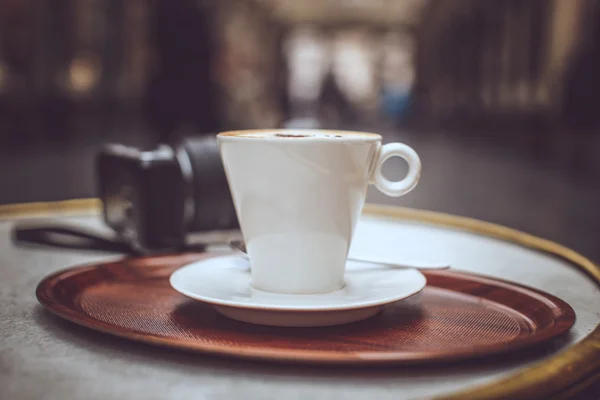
[260,0,429,26]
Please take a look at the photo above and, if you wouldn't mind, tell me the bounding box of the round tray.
[36,252,575,365]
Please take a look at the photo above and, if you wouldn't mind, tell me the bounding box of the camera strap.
[12,223,139,254]
[12,222,216,254]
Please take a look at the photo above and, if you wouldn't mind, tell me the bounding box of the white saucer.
[169,255,427,327]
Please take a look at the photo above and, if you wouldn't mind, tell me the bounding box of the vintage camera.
[96,135,239,253]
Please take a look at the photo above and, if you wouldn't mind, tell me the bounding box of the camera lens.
[178,135,238,233]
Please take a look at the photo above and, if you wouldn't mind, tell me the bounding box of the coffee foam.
[219,130,380,141]
[241,132,339,139]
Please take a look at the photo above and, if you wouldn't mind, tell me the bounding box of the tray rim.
[3,198,599,399]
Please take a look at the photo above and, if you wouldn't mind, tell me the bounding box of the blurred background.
[1,0,600,258]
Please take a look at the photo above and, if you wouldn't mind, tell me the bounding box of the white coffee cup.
[217,129,421,294]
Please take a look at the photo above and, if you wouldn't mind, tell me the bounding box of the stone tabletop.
[1,212,599,400]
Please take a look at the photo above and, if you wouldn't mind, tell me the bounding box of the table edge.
[364,204,600,400]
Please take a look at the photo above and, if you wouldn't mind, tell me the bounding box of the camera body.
[96,135,238,253]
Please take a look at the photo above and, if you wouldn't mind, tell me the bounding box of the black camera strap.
[12,223,139,254]
[12,222,212,254]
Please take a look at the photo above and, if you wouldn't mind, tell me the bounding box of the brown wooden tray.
[36,252,576,366]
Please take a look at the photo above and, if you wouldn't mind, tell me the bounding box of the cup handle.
[371,143,422,197]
